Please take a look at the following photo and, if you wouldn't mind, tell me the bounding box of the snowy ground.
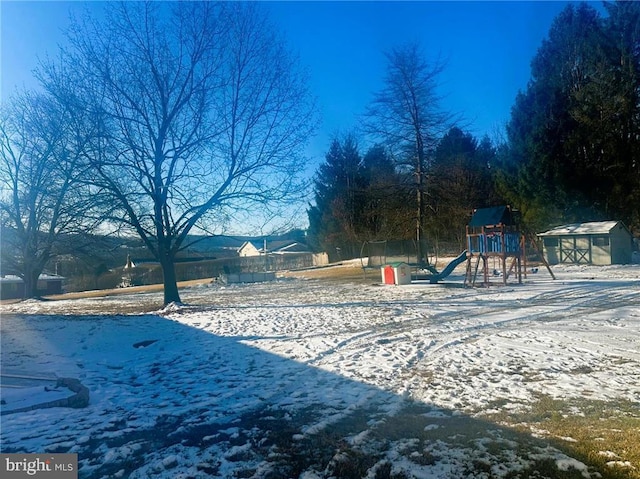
[1,263,639,478]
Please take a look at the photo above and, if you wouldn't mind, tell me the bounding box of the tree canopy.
[363,42,457,263]
[501,2,640,232]
[3,1,639,299]
[308,128,498,259]
[0,90,99,298]
[36,2,317,304]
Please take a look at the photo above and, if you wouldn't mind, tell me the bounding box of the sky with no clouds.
[1,1,597,164]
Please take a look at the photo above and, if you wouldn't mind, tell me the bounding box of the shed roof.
[468,206,517,227]
[538,221,623,236]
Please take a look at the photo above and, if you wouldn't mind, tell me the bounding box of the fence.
[344,239,465,266]
[115,252,329,288]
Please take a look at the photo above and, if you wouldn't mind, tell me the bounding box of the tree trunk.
[416,145,426,266]
[416,185,423,264]
[22,267,41,299]
[160,255,181,306]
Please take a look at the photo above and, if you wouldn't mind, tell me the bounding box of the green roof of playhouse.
[468,206,518,227]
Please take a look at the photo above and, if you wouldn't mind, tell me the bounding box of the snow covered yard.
[1,264,639,478]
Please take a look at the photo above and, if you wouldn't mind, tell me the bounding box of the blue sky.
[1,1,597,167]
[268,1,604,163]
[266,1,575,154]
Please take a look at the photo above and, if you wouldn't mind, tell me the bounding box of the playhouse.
[465,206,523,286]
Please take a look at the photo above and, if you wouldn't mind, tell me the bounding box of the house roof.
[273,242,310,253]
[238,240,309,254]
[0,274,65,283]
[268,240,305,252]
[238,241,262,251]
[538,221,624,236]
[468,206,518,227]
[0,275,23,284]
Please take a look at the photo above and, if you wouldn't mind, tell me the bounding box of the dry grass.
[0,278,213,305]
[0,263,370,306]
[484,395,640,479]
[280,263,374,284]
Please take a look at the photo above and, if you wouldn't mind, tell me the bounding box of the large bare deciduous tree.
[364,42,455,264]
[0,91,98,298]
[40,2,317,305]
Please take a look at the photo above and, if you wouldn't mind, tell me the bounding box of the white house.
[538,221,633,265]
[237,240,309,257]
[238,241,264,257]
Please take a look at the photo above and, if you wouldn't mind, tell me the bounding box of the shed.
[538,221,632,265]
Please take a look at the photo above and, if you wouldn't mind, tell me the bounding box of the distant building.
[238,241,262,257]
[538,221,632,265]
[237,240,310,257]
[0,274,65,300]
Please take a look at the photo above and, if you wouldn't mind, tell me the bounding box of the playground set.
[362,205,553,286]
[465,205,523,286]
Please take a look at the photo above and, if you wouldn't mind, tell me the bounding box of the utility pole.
[264,238,268,272]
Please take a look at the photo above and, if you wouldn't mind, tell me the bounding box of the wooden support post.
[482,255,488,286]
[506,256,515,280]
[502,255,507,285]
[526,233,556,280]
[517,255,522,284]
[521,235,527,279]
[473,255,482,286]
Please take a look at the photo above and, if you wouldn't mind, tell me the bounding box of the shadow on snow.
[0,311,629,479]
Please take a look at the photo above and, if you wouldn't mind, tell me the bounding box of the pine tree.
[307,136,364,259]
[502,2,640,232]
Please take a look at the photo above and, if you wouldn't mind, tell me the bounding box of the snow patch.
[1,263,638,478]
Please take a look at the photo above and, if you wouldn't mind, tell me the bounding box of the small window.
[592,236,609,247]
[543,237,559,247]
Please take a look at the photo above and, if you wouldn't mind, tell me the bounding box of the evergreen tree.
[359,145,412,240]
[364,42,456,263]
[600,0,640,231]
[430,128,499,248]
[307,135,364,259]
[502,2,640,233]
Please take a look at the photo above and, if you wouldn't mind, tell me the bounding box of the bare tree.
[0,90,98,298]
[38,2,316,305]
[364,42,455,264]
